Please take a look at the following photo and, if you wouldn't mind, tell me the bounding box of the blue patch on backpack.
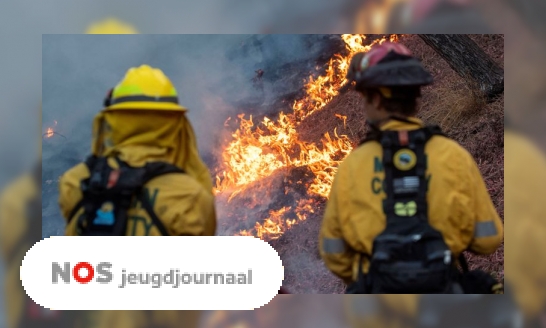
[93,203,115,225]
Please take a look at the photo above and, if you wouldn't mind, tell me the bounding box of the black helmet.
[347,41,433,90]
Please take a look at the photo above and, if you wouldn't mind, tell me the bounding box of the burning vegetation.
[215,34,400,241]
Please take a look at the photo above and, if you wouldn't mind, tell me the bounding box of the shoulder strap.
[137,161,185,236]
[141,161,185,184]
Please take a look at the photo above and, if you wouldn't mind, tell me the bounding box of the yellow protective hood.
[90,109,213,193]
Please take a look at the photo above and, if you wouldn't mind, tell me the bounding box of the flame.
[335,114,347,128]
[44,120,58,138]
[216,35,400,240]
[45,128,55,138]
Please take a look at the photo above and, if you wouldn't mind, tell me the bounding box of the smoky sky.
[42,34,337,238]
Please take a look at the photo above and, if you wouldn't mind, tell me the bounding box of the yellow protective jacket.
[505,129,546,320]
[319,117,503,285]
[60,108,216,236]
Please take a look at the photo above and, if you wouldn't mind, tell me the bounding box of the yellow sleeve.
[319,170,355,284]
[465,153,503,254]
[169,187,216,236]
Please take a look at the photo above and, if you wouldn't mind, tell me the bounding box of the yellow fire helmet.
[85,17,138,34]
[105,65,187,111]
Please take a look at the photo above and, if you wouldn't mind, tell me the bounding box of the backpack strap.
[136,161,185,236]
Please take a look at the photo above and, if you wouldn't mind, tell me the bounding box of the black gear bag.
[67,155,184,236]
[355,122,462,293]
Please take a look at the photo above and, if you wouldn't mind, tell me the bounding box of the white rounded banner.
[21,236,284,310]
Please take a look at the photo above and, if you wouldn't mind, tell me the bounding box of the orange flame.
[44,120,58,138]
[45,128,55,138]
[216,35,400,240]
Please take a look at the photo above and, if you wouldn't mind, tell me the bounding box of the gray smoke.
[42,34,339,238]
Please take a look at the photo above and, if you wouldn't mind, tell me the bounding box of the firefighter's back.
[61,161,216,236]
[336,120,502,259]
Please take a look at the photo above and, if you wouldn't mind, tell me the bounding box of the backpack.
[354,123,462,293]
[67,155,184,236]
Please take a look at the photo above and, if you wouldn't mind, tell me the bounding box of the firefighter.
[84,21,209,328]
[59,64,216,236]
[87,20,208,328]
[319,41,503,294]
[57,65,212,328]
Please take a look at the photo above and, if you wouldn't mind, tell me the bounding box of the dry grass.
[419,82,488,132]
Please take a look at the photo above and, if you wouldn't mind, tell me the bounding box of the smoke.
[42,34,338,238]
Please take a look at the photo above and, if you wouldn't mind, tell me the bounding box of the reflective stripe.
[113,85,144,97]
[322,238,346,254]
[111,95,179,105]
[474,221,498,238]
